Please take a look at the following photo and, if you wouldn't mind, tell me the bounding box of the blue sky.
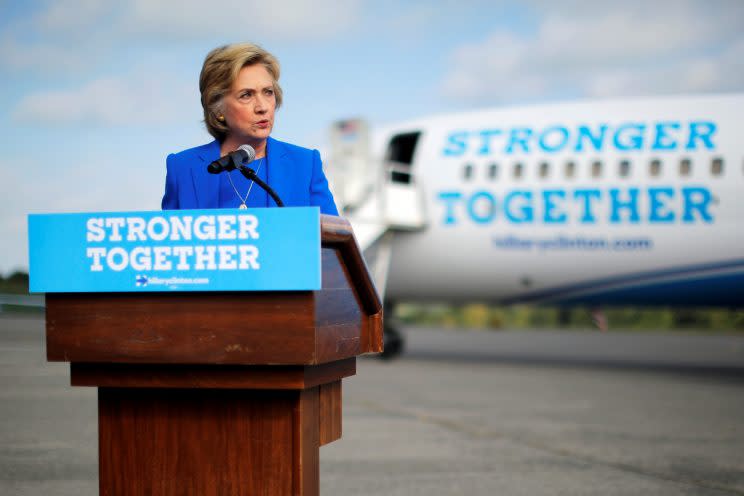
[2,0,743,274]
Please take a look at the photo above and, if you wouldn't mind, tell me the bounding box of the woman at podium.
[161,43,338,215]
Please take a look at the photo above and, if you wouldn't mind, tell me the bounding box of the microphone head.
[237,144,256,164]
[207,155,232,174]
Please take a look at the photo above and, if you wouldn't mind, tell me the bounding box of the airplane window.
[619,160,630,178]
[539,162,549,179]
[488,163,499,180]
[513,162,524,179]
[650,159,662,177]
[463,163,474,180]
[565,161,576,179]
[680,158,692,176]
[591,160,602,178]
[711,157,724,176]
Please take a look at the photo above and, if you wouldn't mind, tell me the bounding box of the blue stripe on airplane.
[503,258,744,307]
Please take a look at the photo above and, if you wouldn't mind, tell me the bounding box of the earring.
[217,114,225,122]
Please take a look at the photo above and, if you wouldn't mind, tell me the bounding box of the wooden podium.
[45,215,383,496]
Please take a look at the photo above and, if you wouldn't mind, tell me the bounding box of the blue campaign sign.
[28,207,321,293]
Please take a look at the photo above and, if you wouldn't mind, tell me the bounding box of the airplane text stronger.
[442,121,716,156]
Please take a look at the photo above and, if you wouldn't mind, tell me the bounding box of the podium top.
[319,215,381,316]
[46,215,384,365]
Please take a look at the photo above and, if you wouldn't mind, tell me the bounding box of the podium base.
[98,385,330,496]
[81,360,353,496]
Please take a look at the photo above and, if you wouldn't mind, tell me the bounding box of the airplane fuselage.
[375,95,744,306]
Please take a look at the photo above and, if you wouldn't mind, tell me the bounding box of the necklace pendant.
[239,203,247,210]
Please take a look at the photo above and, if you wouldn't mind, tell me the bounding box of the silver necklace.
[226,157,264,209]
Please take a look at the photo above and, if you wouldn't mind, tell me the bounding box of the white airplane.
[323,93,744,356]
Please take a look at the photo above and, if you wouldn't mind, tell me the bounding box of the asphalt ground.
[1,315,743,495]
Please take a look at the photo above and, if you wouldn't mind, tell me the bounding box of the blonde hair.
[199,43,283,142]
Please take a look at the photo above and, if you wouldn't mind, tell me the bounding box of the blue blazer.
[162,137,339,215]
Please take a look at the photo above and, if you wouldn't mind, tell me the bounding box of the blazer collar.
[191,140,221,208]
[265,136,288,160]
[190,137,287,208]
[265,137,290,204]
[196,139,221,163]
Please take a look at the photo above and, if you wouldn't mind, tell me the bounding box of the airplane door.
[383,131,427,229]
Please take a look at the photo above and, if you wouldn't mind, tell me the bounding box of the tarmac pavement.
[1,316,743,495]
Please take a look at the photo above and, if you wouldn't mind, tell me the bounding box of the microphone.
[207,144,256,174]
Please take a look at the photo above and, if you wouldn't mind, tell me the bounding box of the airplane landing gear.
[379,300,405,359]
[380,325,404,359]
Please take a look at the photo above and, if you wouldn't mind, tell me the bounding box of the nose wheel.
[380,325,404,359]
[379,300,404,359]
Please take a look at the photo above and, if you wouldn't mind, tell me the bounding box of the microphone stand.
[237,165,285,207]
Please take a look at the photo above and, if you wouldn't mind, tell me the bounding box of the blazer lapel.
[266,137,290,206]
[191,140,221,208]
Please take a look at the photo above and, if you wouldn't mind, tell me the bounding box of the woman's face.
[222,64,276,146]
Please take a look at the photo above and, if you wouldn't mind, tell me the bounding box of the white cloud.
[441,0,744,104]
[0,35,94,72]
[4,0,366,126]
[34,0,110,33]
[12,70,198,126]
[119,0,363,41]
[0,0,117,73]
[0,0,364,78]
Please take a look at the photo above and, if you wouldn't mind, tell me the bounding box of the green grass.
[0,272,29,294]
[0,304,44,315]
[395,303,744,332]
[4,270,742,331]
